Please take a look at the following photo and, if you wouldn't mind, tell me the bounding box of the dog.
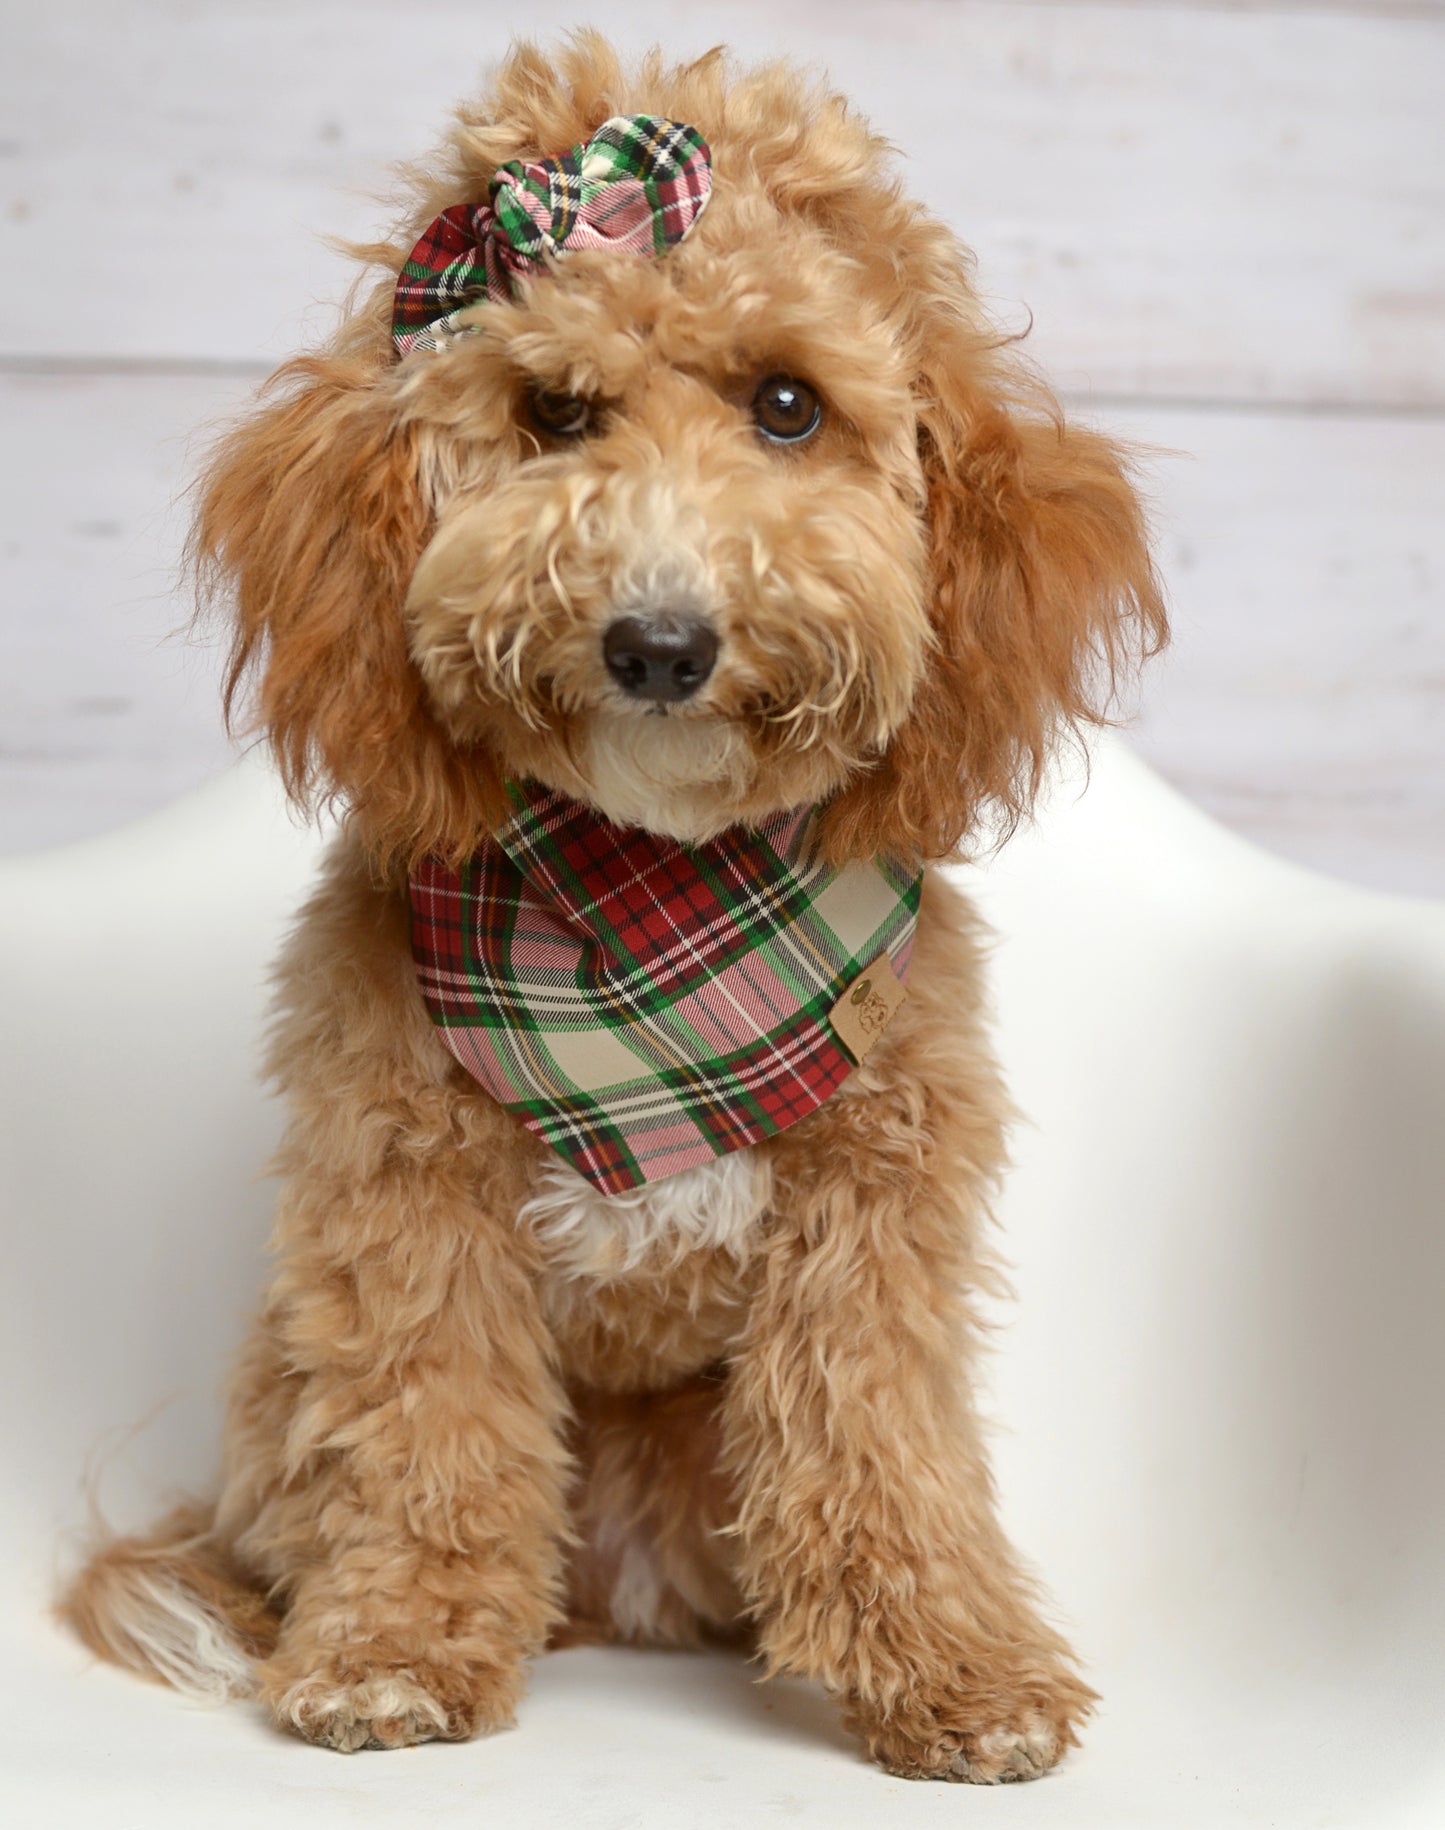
[63,33,1165,1782]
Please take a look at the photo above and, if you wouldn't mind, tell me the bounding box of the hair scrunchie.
[392,114,712,357]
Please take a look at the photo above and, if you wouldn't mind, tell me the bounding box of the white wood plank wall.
[2,1,1442,892]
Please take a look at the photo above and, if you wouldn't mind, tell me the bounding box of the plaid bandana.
[409,785,923,1195]
[393,114,712,356]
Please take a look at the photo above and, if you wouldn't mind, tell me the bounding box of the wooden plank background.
[2,0,1442,892]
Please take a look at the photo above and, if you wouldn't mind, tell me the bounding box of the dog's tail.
[60,1501,279,1703]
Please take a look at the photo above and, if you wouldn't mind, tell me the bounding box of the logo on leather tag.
[829,952,906,1064]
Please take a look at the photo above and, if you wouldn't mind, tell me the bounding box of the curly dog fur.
[63,33,1165,1782]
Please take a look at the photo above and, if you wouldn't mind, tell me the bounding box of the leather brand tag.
[829,952,907,1064]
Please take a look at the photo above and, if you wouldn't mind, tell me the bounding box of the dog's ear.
[193,347,504,868]
[820,293,1166,864]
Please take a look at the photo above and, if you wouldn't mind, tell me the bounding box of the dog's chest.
[518,1147,769,1288]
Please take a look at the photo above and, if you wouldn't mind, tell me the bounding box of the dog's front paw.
[264,1652,521,1753]
[850,1670,1093,1784]
[882,1710,1062,1784]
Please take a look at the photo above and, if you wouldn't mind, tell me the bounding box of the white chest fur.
[517,1147,770,1285]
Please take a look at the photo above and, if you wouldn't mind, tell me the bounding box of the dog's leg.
[558,1377,745,1649]
[209,844,573,1753]
[722,878,1096,1782]
[240,1140,571,1753]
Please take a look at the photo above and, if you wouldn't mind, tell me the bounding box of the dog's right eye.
[752,375,823,445]
[527,386,594,439]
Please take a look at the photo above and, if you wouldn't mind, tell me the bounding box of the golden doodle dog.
[65,34,1165,1782]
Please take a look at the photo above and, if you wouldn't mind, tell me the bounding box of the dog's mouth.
[516,608,767,835]
[573,702,758,838]
[406,518,920,839]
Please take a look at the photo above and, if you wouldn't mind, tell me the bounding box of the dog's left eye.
[527,386,594,439]
[752,375,823,444]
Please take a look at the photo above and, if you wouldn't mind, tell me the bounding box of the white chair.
[3,737,1442,1828]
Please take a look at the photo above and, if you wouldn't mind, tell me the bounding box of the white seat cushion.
[3,736,1443,1827]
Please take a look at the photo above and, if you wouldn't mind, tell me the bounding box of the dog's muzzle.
[603,614,718,704]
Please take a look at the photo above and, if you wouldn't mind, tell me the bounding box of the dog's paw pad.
[279,1670,459,1752]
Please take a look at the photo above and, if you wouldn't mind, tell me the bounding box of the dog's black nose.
[603,615,718,703]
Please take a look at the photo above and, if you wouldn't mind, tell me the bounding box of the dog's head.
[197,34,1164,870]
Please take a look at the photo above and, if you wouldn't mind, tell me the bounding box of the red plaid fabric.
[393,114,712,356]
[409,784,923,1195]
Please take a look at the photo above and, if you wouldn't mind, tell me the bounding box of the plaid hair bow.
[393,114,712,356]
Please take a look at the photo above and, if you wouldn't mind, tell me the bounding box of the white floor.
[1,0,1442,893]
